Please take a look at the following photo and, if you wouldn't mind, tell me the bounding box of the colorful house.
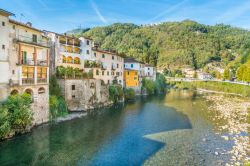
[124,58,145,90]
[0,8,50,125]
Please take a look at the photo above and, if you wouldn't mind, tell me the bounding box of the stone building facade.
[58,79,111,111]
[0,9,49,125]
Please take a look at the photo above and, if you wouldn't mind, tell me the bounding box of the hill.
[71,20,250,70]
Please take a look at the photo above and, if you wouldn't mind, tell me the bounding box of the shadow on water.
[0,93,192,166]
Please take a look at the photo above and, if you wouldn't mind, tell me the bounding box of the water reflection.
[0,92,192,166]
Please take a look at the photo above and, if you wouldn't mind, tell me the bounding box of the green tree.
[223,69,230,80]
[124,88,135,101]
[0,106,11,139]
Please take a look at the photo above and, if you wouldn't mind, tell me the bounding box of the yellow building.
[124,69,139,87]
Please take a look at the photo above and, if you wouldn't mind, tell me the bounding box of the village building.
[92,47,124,87]
[0,9,50,125]
[144,64,157,81]
[45,31,83,75]
[124,58,145,92]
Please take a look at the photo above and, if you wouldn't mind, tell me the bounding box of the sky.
[1,0,250,33]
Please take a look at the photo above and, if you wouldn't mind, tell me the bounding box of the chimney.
[26,22,32,27]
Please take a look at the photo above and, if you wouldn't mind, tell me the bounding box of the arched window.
[24,88,33,96]
[38,87,46,94]
[67,56,73,63]
[74,57,80,64]
[10,89,19,95]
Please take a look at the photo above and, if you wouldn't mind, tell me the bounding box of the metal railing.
[37,78,47,84]
[22,78,35,85]
[16,35,49,47]
[37,60,48,66]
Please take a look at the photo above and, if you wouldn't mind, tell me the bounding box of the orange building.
[124,69,139,87]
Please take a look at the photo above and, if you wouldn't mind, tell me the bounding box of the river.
[0,90,237,166]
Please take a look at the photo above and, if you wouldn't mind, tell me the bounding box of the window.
[119,80,122,83]
[94,53,96,57]
[127,71,129,75]
[2,22,5,26]
[134,77,137,80]
[32,34,37,43]
[131,64,134,68]
[148,67,150,70]
[107,71,109,76]
[22,67,34,82]
[2,45,5,50]
[86,50,89,54]
[37,67,47,82]
[107,80,110,84]
[72,95,76,99]
[111,72,114,76]
[72,85,75,90]
[96,70,99,75]
[86,40,90,45]
[117,64,119,68]
[135,71,138,75]
[12,70,15,74]
[12,25,15,29]
[102,71,104,75]
[102,54,105,58]
[112,56,114,60]
[116,72,119,76]
[38,87,46,94]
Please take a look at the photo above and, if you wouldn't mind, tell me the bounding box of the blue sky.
[1,0,250,33]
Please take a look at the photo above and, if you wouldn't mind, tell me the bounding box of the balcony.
[22,78,35,85]
[21,59,35,66]
[15,35,49,48]
[37,78,47,84]
[37,60,48,66]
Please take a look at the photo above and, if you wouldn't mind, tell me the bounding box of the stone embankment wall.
[58,79,111,111]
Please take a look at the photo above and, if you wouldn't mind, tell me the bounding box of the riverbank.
[204,94,250,165]
[170,81,250,97]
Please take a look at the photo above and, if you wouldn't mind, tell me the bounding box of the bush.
[0,106,11,139]
[109,85,124,103]
[125,88,136,101]
[0,93,33,139]
[142,78,156,95]
[49,96,68,120]
[155,73,167,93]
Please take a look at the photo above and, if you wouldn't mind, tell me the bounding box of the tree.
[142,78,156,95]
[124,88,135,101]
[5,93,33,131]
[223,69,230,80]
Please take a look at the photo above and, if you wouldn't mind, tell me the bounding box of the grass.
[169,81,250,97]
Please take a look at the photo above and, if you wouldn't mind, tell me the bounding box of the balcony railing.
[21,60,35,65]
[22,78,35,85]
[37,78,47,84]
[37,60,48,66]
[15,35,49,47]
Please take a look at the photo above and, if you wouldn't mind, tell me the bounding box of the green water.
[0,90,232,166]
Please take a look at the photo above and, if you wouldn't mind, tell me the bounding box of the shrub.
[0,106,11,139]
[49,96,68,120]
[155,73,167,93]
[143,79,156,95]
[108,85,124,103]
[0,93,33,139]
[125,88,136,101]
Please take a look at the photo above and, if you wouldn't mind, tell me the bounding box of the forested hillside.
[72,20,250,70]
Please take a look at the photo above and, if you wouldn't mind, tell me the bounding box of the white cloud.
[90,0,108,24]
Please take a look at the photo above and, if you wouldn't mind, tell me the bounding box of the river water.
[0,90,233,166]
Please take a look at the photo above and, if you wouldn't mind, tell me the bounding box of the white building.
[144,64,156,81]
[92,47,124,87]
[0,8,49,125]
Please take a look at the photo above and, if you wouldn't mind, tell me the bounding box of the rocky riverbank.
[204,94,250,165]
